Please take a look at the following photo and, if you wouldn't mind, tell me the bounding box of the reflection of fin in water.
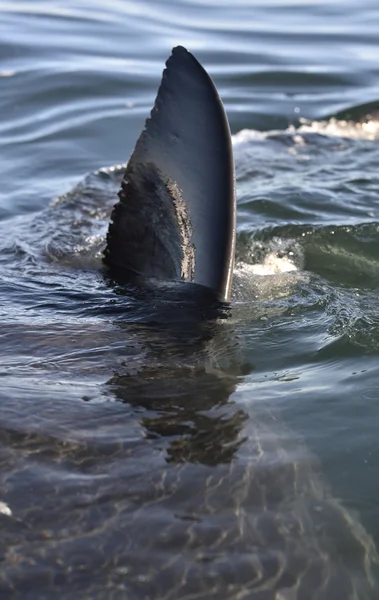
[104,46,236,301]
[107,359,379,600]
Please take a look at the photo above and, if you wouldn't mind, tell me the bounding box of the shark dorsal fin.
[104,46,236,301]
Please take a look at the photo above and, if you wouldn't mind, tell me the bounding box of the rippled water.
[2,1,379,598]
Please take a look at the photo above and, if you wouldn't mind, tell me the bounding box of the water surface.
[2,0,379,598]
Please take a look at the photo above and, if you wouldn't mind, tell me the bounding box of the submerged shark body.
[95,47,379,599]
[0,46,378,600]
[1,46,370,599]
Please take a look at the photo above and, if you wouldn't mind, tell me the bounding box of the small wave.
[296,117,379,141]
[233,116,379,143]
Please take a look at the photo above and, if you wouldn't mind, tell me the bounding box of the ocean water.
[2,1,379,598]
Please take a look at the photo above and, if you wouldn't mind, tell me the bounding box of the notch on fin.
[104,46,236,301]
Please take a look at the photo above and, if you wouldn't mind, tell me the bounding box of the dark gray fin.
[104,46,236,301]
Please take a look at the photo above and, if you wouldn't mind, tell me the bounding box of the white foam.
[0,501,12,517]
[296,117,379,141]
[232,129,268,145]
[246,253,298,276]
[232,117,379,145]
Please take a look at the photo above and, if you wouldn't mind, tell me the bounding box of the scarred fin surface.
[104,46,236,301]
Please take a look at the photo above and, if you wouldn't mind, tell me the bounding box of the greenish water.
[1,1,379,598]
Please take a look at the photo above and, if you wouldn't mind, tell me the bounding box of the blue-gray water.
[2,1,379,598]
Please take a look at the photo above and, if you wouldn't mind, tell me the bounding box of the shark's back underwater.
[1,47,378,599]
[99,46,379,598]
